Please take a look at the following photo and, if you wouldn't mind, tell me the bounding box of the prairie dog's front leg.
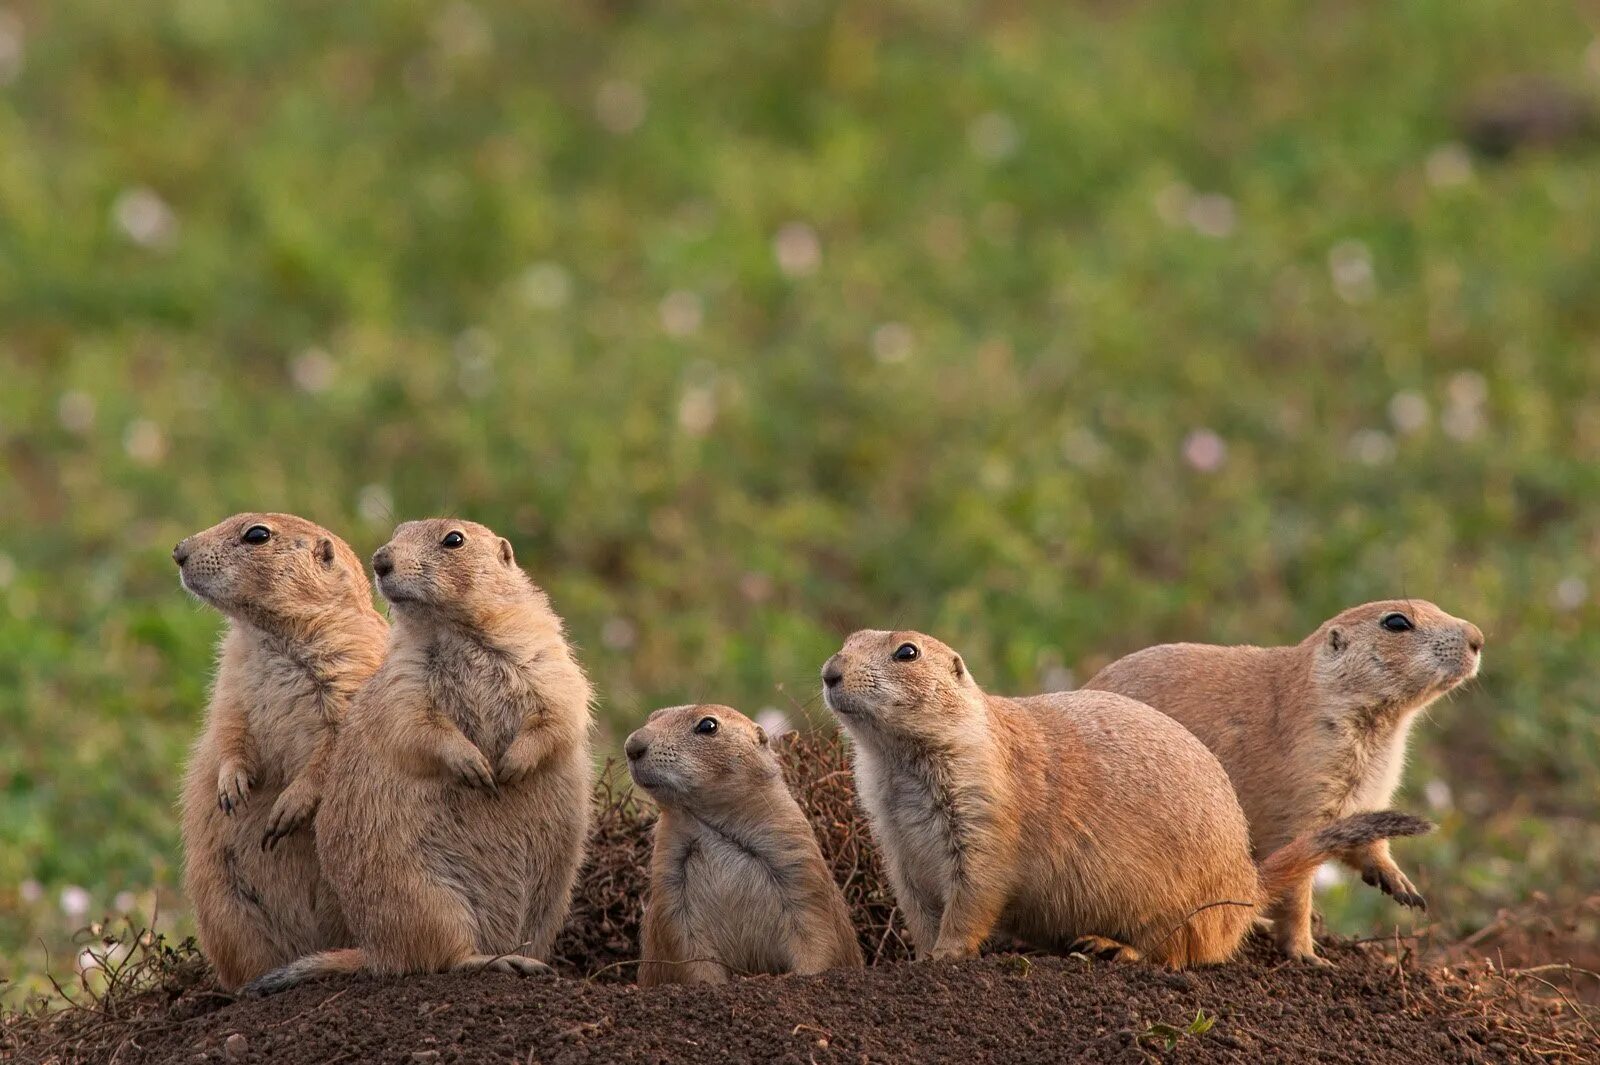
[927,871,1007,961]
[213,696,257,815]
[1342,839,1426,909]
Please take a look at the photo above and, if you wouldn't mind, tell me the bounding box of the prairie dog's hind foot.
[457,953,554,978]
[1068,935,1144,963]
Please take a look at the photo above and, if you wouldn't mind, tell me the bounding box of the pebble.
[223,1033,248,1061]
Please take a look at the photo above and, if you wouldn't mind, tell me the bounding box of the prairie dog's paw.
[217,763,253,815]
[261,780,318,850]
[446,746,498,791]
[926,942,976,963]
[1362,862,1427,910]
[1068,935,1143,963]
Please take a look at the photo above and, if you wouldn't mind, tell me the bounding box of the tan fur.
[627,705,863,986]
[821,630,1431,970]
[1083,599,1481,959]
[176,513,387,990]
[244,519,593,995]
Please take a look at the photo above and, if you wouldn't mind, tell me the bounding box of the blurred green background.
[2,0,1597,994]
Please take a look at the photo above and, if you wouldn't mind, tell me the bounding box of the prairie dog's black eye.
[1380,612,1414,633]
[892,643,920,662]
[441,531,465,549]
[694,716,718,735]
[241,525,271,546]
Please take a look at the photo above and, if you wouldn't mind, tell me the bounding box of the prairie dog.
[245,519,593,994]
[627,704,863,986]
[821,629,1432,969]
[1084,599,1481,958]
[175,513,387,989]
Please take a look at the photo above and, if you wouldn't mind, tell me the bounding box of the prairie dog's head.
[624,704,779,809]
[1308,599,1484,712]
[821,629,983,742]
[174,513,371,629]
[370,518,533,622]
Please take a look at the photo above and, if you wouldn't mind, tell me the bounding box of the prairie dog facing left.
[245,519,593,994]
[822,629,1433,969]
[175,512,387,989]
[628,704,863,986]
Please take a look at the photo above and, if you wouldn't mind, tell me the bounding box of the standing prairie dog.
[821,629,1432,969]
[1084,599,1482,960]
[245,519,594,994]
[626,704,863,986]
[175,513,388,989]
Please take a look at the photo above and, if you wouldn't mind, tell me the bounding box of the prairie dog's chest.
[863,756,960,913]
[671,832,789,972]
[426,648,532,757]
[232,655,325,767]
[1320,712,1419,816]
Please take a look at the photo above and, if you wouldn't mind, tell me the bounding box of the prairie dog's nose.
[372,547,394,578]
[624,732,649,762]
[821,655,844,689]
[172,540,191,566]
[1465,623,1485,654]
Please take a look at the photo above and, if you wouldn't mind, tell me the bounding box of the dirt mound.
[4,734,1595,1063]
[5,939,1591,1065]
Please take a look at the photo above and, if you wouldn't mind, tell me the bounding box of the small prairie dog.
[245,519,594,994]
[821,630,1432,969]
[626,704,863,986]
[1084,599,1481,959]
[175,513,387,989]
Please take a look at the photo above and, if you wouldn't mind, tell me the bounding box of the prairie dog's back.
[999,689,1257,936]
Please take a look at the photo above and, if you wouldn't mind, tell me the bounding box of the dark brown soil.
[4,938,1592,1065]
[4,735,1595,1064]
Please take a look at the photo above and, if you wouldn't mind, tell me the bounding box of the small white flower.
[870,322,913,364]
[1182,429,1227,473]
[1186,193,1236,238]
[112,187,178,249]
[114,890,137,914]
[595,79,646,134]
[677,386,716,436]
[1349,429,1396,466]
[1388,391,1430,434]
[0,10,23,85]
[60,885,91,919]
[600,617,637,650]
[290,348,336,394]
[1426,143,1474,188]
[755,707,791,739]
[1424,778,1454,811]
[1328,240,1376,304]
[123,419,167,466]
[968,112,1020,161]
[773,222,821,278]
[19,878,42,904]
[1553,575,1588,612]
[357,484,393,527]
[58,391,95,434]
[1313,864,1346,889]
[658,290,703,337]
[1040,665,1075,692]
[518,262,572,309]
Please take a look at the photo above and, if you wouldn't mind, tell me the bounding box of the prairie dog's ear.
[952,654,966,679]
[498,537,515,567]
[755,726,769,746]
[316,537,336,567]
[1328,627,1347,654]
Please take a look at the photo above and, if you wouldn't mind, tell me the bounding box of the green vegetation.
[2,0,1597,994]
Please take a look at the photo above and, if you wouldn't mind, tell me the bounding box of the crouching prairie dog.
[821,630,1433,969]
[626,704,863,986]
[1084,599,1482,959]
[175,513,388,989]
[245,519,594,994]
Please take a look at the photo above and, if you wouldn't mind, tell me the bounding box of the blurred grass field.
[2,0,1598,994]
